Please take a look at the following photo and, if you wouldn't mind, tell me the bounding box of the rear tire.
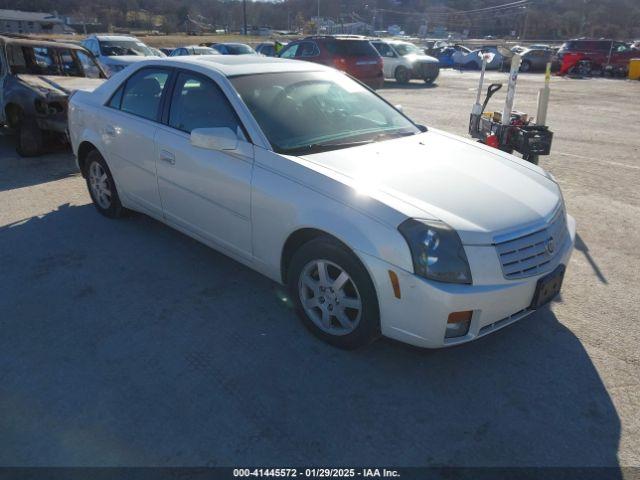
[288,237,380,349]
[85,149,124,218]
[16,118,43,157]
[520,60,532,72]
[395,66,410,85]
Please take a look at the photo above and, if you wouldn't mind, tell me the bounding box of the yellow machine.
[629,59,640,80]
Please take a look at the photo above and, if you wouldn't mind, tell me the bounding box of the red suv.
[278,36,384,89]
[554,39,637,74]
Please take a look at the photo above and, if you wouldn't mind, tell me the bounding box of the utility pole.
[242,0,247,35]
[521,6,529,40]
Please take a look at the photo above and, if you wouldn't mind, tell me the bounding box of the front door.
[155,70,254,258]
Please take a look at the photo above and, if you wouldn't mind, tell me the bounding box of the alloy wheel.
[88,161,112,209]
[298,259,362,336]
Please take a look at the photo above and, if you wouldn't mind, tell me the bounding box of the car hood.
[103,55,151,65]
[403,53,439,64]
[300,130,561,245]
[16,75,105,96]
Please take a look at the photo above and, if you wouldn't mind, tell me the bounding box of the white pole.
[472,54,489,115]
[502,53,522,125]
[536,62,551,126]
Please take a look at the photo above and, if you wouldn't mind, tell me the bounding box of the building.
[0,9,72,35]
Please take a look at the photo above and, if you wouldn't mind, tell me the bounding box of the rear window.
[326,40,378,57]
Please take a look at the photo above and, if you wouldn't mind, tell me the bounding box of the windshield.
[393,43,422,56]
[226,44,256,55]
[194,47,217,55]
[231,71,420,154]
[99,40,154,57]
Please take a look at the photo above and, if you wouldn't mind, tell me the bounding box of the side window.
[279,44,298,58]
[77,51,101,78]
[168,72,240,134]
[59,49,82,76]
[373,42,392,57]
[108,85,124,109]
[120,69,169,121]
[298,41,319,57]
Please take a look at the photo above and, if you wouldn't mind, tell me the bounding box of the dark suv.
[278,36,384,89]
[554,39,637,74]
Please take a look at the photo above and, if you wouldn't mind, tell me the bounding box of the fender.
[250,147,414,284]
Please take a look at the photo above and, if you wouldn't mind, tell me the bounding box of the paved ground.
[0,70,638,468]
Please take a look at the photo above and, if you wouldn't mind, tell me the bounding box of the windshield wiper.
[278,140,374,155]
[278,131,419,156]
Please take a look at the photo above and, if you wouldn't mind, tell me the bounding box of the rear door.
[100,67,171,217]
[154,70,254,258]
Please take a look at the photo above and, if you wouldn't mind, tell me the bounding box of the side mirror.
[395,104,403,112]
[190,127,239,151]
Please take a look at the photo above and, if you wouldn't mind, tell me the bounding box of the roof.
[90,35,139,41]
[132,55,327,77]
[0,35,86,50]
[0,9,63,23]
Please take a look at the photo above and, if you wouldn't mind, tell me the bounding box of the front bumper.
[412,62,440,80]
[358,214,576,348]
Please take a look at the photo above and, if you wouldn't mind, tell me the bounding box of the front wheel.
[16,119,43,157]
[394,66,410,84]
[85,150,124,218]
[288,237,380,349]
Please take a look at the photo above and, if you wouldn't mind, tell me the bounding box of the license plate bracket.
[530,265,565,309]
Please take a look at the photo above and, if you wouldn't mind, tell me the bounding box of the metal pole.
[473,55,489,114]
[536,62,551,126]
[502,53,522,126]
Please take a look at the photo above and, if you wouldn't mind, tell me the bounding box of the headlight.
[398,219,472,284]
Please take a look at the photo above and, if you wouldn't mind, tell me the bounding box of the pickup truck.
[0,36,106,156]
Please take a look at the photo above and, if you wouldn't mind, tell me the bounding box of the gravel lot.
[0,70,638,468]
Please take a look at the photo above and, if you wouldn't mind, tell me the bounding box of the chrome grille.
[494,205,568,280]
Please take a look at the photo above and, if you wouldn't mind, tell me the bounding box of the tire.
[288,237,380,349]
[16,118,43,157]
[84,149,124,218]
[394,66,410,85]
[520,60,532,72]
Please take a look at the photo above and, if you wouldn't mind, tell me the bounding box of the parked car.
[278,36,384,89]
[255,41,287,57]
[0,36,106,156]
[149,47,167,58]
[159,47,175,56]
[169,46,219,56]
[203,43,258,55]
[434,44,471,68]
[504,48,554,72]
[370,39,440,85]
[553,39,638,75]
[68,56,575,349]
[453,46,504,70]
[81,35,159,76]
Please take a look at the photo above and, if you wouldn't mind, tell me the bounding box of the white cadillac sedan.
[68,56,576,349]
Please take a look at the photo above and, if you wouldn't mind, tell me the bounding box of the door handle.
[104,125,116,137]
[159,150,175,165]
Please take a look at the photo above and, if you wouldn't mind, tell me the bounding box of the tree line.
[1,0,638,39]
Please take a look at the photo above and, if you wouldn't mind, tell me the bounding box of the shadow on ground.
[0,130,77,192]
[0,201,622,469]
